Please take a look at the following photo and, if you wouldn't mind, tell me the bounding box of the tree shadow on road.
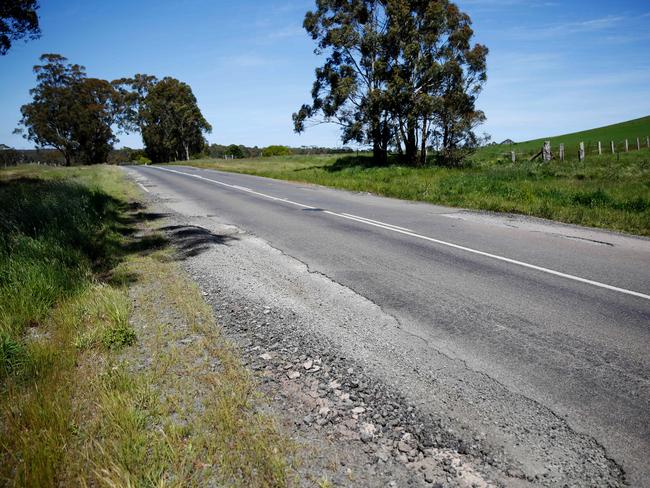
[160,225,237,260]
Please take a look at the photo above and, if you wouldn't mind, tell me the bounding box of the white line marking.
[341,212,413,232]
[155,166,317,209]
[149,166,650,301]
[137,182,150,193]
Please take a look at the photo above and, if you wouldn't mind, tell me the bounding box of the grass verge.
[177,150,650,236]
[0,164,293,487]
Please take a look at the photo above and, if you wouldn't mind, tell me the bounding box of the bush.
[134,155,152,165]
[101,322,136,349]
[225,144,245,159]
[262,145,292,157]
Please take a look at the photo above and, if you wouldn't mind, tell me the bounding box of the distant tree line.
[202,144,353,160]
[0,144,356,168]
[0,147,146,167]
[293,0,488,167]
[15,54,211,165]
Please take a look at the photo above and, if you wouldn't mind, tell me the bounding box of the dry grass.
[72,250,295,487]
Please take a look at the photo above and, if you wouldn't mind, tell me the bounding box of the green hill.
[475,115,650,161]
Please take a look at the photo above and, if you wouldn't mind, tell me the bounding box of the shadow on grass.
[293,155,392,173]
[0,175,241,382]
[0,177,237,289]
[294,154,473,173]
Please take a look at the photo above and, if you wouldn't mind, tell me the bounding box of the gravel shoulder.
[127,168,628,487]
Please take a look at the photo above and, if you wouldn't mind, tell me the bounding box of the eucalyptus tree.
[114,75,211,162]
[111,74,159,133]
[17,54,118,165]
[386,0,488,165]
[0,0,40,55]
[296,0,488,166]
[74,77,120,163]
[293,0,393,164]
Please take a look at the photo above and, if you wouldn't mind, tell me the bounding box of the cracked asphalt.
[127,165,650,487]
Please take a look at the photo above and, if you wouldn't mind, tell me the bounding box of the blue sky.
[1,0,649,149]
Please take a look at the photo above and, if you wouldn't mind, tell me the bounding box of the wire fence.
[503,136,650,163]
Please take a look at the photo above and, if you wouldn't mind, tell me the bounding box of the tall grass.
[0,166,136,485]
[0,176,127,373]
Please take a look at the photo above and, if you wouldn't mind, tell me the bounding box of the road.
[130,164,650,486]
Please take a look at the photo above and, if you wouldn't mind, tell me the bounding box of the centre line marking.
[341,212,413,232]
[149,166,650,301]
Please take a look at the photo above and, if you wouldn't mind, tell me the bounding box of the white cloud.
[505,15,625,40]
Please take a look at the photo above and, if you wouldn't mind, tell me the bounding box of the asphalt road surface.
[130,164,650,486]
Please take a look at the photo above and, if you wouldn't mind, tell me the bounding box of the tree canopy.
[262,145,292,157]
[114,75,212,163]
[17,55,212,165]
[294,0,488,166]
[0,0,40,55]
[17,54,118,165]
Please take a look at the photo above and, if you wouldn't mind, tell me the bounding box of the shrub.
[134,155,152,165]
[262,145,292,157]
[225,144,245,159]
[101,321,136,349]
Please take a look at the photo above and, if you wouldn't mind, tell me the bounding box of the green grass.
[0,165,138,486]
[173,146,650,236]
[0,164,295,487]
[0,166,131,366]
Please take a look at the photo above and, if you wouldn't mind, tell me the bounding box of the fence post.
[511,151,516,163]
[598,141,602,155]
[611,141,615,154]
[559,143,565,161]
[637,137,641,151]
[543,141,551,162]
[579,142,585,161]
[625,139,629,152]
[647,136,650,148]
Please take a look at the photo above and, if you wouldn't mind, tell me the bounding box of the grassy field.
[472,115,650,162]
[0,165,293,487]
[175,145,650,236]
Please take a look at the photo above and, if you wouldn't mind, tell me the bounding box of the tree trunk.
[373,141,387,165]
[371,117,388,165]
[419,119,428,166]
[394,127,404,156]
[401,118,416,165]
[184,143,190,161]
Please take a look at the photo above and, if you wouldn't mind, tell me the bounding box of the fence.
[505,135,650,163]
